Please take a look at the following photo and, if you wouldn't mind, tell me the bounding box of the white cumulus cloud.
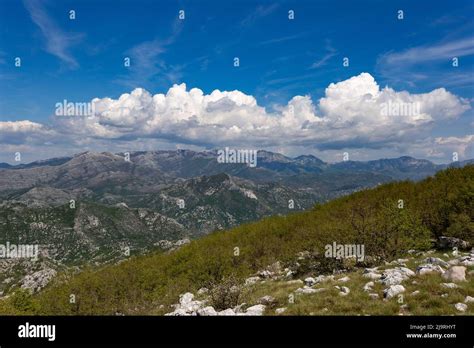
[1,73,472,162]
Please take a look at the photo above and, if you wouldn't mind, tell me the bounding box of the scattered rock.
[384,285,405,299]
[338,276,350,283]
[455,303,467,312]
[245,304,266,316]
[335,286,350,296]
[304,277,316,286]
[442,266,466,282]
[368,293,379,300]
[165,292,207,315]
[275,307,286,314]
[441,283,459,289]
[197,287,209,295]
[197,306,217,316]
[425,257,449,268]
[180,292,194,305]
[314,275,334,283]
[258,295,276,306]
[411,290,420,296]
[363,272,382,280]
[380,267,414,285]
[295,287,325,295]
[441,293,449,298]
[286,279,304,285]
[459,255,474,266]
[416,264,444,275]
[245,276,260,286]
[363,281,374,292]
[448,259,460,266]
[218,308,236,316]
[464,296,474,303]
[258,270,274,279]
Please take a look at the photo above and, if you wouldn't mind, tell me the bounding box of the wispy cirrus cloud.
[379,37,474,66]
[240,3,279,27]
[376,36,474,88]
[23,0,83,69]
[260,32,308,45]
[117,18,184,88]
[310,41,338,69]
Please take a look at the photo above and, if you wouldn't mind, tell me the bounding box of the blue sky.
[0,0,473,163]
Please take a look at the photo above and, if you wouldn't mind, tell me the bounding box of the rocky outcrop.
[20,268,57,293]
[442,266,466,282]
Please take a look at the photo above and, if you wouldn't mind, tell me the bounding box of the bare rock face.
[442,266,466,282]
[20,268,57,293]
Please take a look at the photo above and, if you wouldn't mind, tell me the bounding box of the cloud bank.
[0,73,472,162]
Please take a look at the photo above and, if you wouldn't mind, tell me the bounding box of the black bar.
[0,315,472,346]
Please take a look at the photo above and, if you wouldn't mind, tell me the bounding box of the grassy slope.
[0,165,472,315]
[237,250,473,316]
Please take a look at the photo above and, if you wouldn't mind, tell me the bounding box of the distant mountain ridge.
[0,150,472,296]
[1,149,470,179]
[0,149,472,268]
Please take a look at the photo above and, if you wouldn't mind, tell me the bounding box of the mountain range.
[0,150,472,288]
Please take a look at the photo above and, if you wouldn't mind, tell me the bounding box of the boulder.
[442,266,466,282]
[335,286,350,296]
[258,270,274,279]
[455,303,467,312]
[464,296,474,303]
[218,308,236,316]
[340,286,350,295]
[165,308,191,316]
[258,295,276,306]
[380,267,414,285]
[383,285,405,299]
[416,264,444,275]
[338,276,350,283]
[459,255,474,266]
[314,275,334,283]
[197,287,209,295]
[275,307,287,314]
[425,257,449,268]
[197,306,218,316]
[245,304,266,316]
[363,281,374,292]
[179,292,194,305]
[448,259,460,266]
[304,277,316,286]
[233,303,247,314]
[363,272,382,280]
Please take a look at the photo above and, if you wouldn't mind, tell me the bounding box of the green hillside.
[1,165,472,315]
